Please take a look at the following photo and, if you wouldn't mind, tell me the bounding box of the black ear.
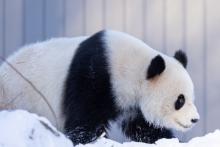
[174,50,187,68]
[147,55,166,79]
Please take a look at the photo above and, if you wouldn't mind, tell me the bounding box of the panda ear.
[174,50,187,68]
[147,55,166,79]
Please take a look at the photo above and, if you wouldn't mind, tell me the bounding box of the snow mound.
[0,110,219,147]
[155,130,220,147]
[78,130,220,147]
[0,110,73,147]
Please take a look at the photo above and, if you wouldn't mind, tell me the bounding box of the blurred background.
[0,0,220,142]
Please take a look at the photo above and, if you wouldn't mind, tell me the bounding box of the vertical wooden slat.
[124,0,144,39]
[45,0,64,39]
[144,0,164,52]
[202,0,207,135]
[4,0,24,57]
[65,0,85,37]
[105,0,124,31]
[183,0,206,141]
[0,0,4,58]
[206,0,220,132]
[85,0,103,35]
[24,0,44,44]
[162,0,166,53]
[165,0,184,56]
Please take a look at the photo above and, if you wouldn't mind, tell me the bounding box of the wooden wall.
[0,0,220,141]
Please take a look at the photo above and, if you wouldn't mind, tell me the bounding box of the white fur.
[0,37,88,130]
[0,30,199,132]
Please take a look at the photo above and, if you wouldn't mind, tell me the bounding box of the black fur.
[62,31,173,145]
[174,50,187,68]
[147,55,165,79]
[122,109,173,143]
[63,31,120,145]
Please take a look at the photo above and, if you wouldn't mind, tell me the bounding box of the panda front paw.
[122,112,173,144]
[66,125,105,145]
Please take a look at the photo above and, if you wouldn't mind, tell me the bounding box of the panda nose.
[191,118,199,123]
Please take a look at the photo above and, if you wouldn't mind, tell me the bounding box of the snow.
[0,110,73,147]
[0,110,219,147]
[78,130,220,147]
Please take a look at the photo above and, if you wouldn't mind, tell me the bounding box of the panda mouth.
[175,121,191,129]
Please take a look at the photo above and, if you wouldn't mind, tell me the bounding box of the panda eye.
[175,94,185,110]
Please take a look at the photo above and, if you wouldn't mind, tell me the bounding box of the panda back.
[0,36,87,130]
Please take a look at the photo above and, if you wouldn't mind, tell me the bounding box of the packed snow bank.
[0,110,219,147]
[0,110,73,147]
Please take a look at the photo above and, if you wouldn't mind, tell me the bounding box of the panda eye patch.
[175,94,185,110]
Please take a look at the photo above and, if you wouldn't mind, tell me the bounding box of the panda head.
[139,50,199,132]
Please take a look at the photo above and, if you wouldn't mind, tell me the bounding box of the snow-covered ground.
[0,110,73,147]
[0,110,219,147]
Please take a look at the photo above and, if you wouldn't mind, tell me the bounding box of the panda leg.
[64,119,106,145]
[122,112,173,143]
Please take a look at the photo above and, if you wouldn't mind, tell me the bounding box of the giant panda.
[0,30,199,145]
